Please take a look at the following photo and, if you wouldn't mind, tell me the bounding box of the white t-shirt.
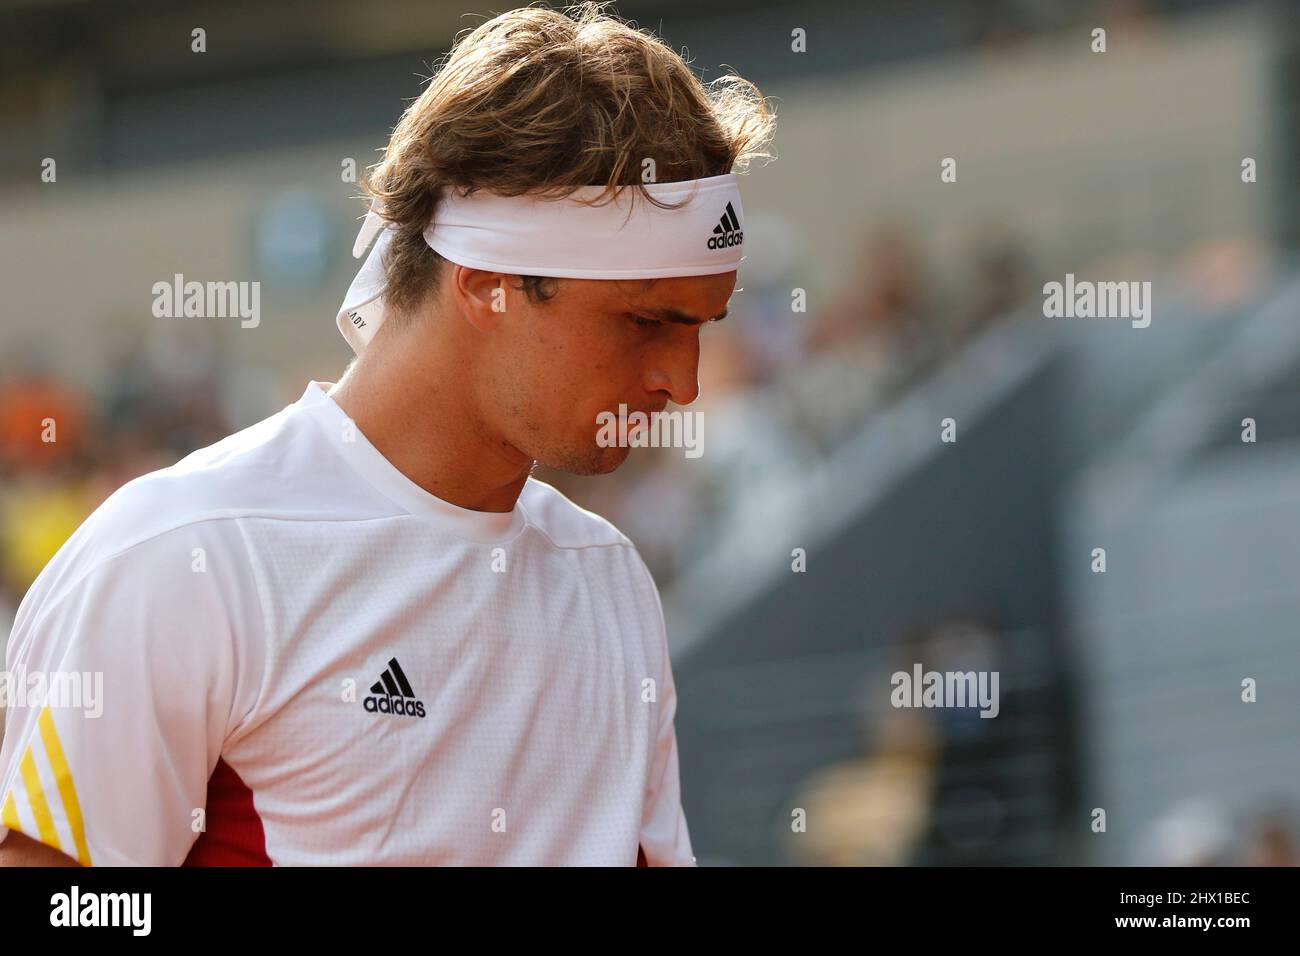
[0,380,694,866]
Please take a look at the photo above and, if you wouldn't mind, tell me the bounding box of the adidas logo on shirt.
[363,657,427,718]
[707,201,743,250]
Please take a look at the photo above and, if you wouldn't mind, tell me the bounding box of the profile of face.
[448,264,736,476]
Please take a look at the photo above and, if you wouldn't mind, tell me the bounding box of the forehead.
[606,272,737,309]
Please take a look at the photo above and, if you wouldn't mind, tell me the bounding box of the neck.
[327,326,534,514]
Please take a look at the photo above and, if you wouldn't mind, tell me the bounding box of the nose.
[641,331,701,407]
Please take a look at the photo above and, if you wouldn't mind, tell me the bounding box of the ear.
[449,264,510,333]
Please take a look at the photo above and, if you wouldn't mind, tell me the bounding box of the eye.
[628,314,662,328]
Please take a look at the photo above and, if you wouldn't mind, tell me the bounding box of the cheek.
[515,312,639,404]
[558,332,634,382]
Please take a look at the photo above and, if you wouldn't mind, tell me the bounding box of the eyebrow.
[631,306,729,325]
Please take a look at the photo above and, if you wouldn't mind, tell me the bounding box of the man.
[0,3,773,865]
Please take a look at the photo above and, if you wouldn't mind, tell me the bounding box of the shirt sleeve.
[0,520,264,866]
[636,560,696,867]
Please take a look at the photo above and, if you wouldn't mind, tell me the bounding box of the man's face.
[473,270,736,475]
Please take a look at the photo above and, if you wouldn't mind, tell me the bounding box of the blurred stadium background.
[2,0,1298,865]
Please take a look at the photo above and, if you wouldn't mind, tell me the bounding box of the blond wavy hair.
[361,1,776,320]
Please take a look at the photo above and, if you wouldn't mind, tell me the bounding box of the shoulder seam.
[520,519,637,554]
[518,480,635,553]
[225,516,273,746]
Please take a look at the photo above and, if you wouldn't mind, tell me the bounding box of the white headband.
[336,172,745,354]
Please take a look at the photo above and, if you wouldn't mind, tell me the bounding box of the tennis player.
[0,4,773,865]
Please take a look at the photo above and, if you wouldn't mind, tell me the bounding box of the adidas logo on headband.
[707,201,743,251]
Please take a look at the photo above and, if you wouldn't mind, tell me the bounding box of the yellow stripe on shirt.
[1,789,20,831]
[17,746,61,852]
[38,707,92,866]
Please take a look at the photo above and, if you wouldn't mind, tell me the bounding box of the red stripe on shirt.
[182,757,270,866]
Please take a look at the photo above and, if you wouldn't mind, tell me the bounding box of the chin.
[595,445,632,474]
[537,442,631,477]
[584,444,631,476]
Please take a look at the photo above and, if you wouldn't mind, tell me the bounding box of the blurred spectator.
[0,332,240,615]
[0,475,92,599]
[1239,808,1300,867]
[956,227,1034,344]
[1143,799,1235,866]
[0,361,87,476]
[786,705,940,867]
